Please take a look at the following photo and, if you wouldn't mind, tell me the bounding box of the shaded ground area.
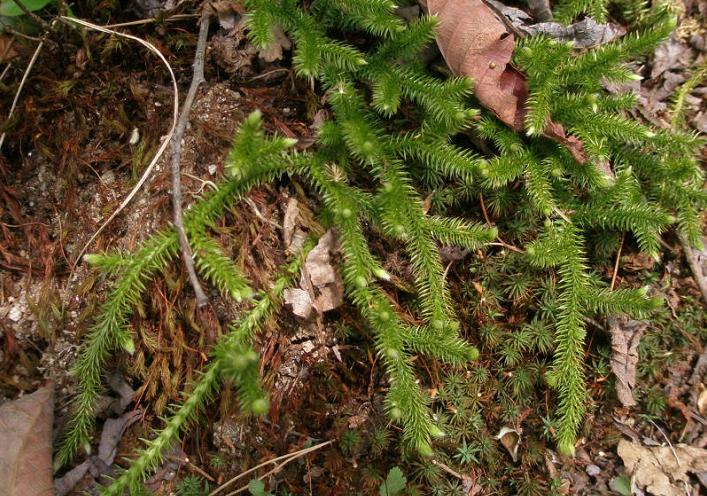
[0,1,706,495]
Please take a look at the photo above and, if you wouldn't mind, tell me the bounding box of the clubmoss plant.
[99,245,309,496]
[58,0,705,492]
[55,117,296,468]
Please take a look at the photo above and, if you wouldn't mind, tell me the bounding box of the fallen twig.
[610,233,625,290]
[431,459,477,494]
[644,416,680,466]
[166,454,216,482]
[104,13,200,29]
[171,11,212,307]
[678,234,707,304]
[0,23,42,42]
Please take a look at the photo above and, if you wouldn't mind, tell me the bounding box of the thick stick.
[171,12,211,307]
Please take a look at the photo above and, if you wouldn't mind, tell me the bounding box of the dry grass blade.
[210,441,333,496]
[0,40,44,152]
[59,15,179,278]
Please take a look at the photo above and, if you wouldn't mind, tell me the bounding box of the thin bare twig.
[645,417,680,466]
[488,241,524,253]
[171,12,211,307]
[245,197,283,230]
[0,22,42,42]
[0,40,43,152]
[431,459,466,480]
[480,193,523,253]
[431,459,477,494]
[610,232,625,291]
[104,13,199,28]
[0,63,11,81]
[166,454,216,482]
[678,234,707,304]
[60,15,179,284]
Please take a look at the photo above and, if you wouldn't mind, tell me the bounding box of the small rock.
[101,170,115,186]
[129,128,140,145]
[301,341,315,354]
[586,464,601,477]
[8,305,22,322]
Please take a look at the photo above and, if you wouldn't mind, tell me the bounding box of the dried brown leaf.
[495,426,521,462]
[617,439,707,496]
[312,282,344,313]
[428,0,587,163]
[519,16,626,48]
[609,316,647,407]
[0,384,54,496]
[283,197,300,250]
[54,410,142,496]
[97,410,142,466]
[259,25,292,63]
[207,0,246,30]
[284,287,315,319]
[429,0,526,128]
[651,37,693,79]
[286,230,344,318]
[698,384,707,416]
[305,230,339,288]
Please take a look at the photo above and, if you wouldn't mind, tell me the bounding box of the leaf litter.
[427,0,588,163]
[617,439,707,496]
[0,384,54,496]
[609,316,648,407]
[284,229,344,319]
[54,372,141,495]
[54,410,142,496]
[485,0,625,48]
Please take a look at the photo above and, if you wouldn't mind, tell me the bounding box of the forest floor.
[0,1,706,495]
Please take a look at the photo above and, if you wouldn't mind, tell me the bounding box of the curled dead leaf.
[608,316,647,407]
[698,383,707,416]
[521,17,626,48]
[285,230,344,318]
[0,35,18,63]
[259,25,292,63]
[495,426,521,462]
[427,0,587,163]
[54,410,142,496]
[283,197,301,251]
[284,287,315,319]
[429,0,526,129]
